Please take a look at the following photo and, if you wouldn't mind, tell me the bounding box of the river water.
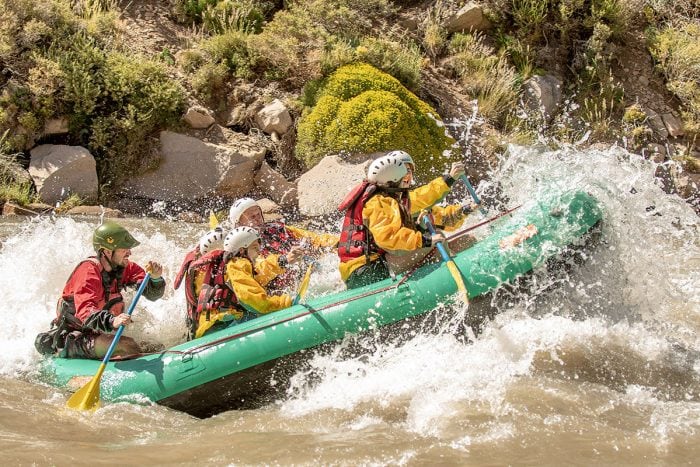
[1,145,699,465]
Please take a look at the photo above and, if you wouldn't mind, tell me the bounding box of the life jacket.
[174,246,199,291]
[182,249,239,340]
[56,257,126,327]
[259,221,296,256]
[337,181,414,263]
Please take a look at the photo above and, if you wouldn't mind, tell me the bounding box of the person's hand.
[449,162,465,180]
[146,261,163,279]
[461,201,479,214]
[430,233,446,246]
[112,313,133,328]
[285,246,304,265]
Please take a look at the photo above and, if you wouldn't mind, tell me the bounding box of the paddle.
[208,210,219,230]
[292,263,314,306]
[66,272,151,411]
[421,215,469,305]
[460,174,487,215]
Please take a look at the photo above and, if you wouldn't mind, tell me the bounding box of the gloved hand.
[430,233,446,246]
[285,246,304,265]
[146,261,163,279]
[449,162,465,180]
[461,201,480,215]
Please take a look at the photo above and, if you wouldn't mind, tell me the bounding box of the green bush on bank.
[297,63,454,176]
[0,0,186,195]
[648,21,700,138]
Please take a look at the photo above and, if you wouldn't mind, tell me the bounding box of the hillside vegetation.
[0,0,698,207]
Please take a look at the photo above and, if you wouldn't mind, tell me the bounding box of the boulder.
[445,3,492,33]
[254,161,298,207]
[123,131,265,201]
[522,75,563,122]
[297,155,370,216]
[28,145,98,205]
[64,206,123,217]
[43,117,69,135]
[255,99,293,136]
[183,106,216,129]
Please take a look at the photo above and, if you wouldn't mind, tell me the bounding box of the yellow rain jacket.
[193,255,291,338]
[339,177,468,281]
[286,226,339,250]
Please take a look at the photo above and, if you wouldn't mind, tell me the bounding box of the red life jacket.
[56,257,126,327]
[182,249,239,340]
[338,181,416,263]
[259,221,295,256]
[174,247,199,291]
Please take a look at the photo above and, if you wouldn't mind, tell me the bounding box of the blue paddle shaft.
[100,272,151,365]
[460,175,487,215]
[423,218,451,262]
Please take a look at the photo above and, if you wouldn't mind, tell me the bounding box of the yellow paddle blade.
[293,263,314,305]
[66,363,106,411]
[445,260,469,305]
[208,210,219,230]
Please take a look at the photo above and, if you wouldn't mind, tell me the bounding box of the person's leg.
[345,258,391,289]
[93,334,142,358]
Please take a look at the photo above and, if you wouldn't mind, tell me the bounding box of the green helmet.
[92,221,140,252]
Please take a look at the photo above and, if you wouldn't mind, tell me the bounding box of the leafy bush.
[648,21,700,138]
[297,63,454,176]
[445,34,520,124]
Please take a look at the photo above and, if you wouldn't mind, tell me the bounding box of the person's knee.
[114,336,142,356]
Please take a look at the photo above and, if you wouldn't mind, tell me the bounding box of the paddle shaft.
[293,263,313,305]
[460,175,487,215]
[100,272,151,364]
[422,217,469,304]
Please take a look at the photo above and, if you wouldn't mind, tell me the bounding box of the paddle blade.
[208,210,219,230]
[66,363,106,411]
[293,263,314,306]
[445,260,469,305]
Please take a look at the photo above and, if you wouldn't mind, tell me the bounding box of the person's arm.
[253,254,286,287]
[286,226,339,249]
[431,203,469,231]
[363,196,431,252]
[123,262,165,301]
[408,176,452,213]
[226,258,291,314]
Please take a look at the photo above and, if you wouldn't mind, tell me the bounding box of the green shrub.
[445,34,520,125]
[199,29,254,78]
[297,63,454,176]
[648,21,700,138]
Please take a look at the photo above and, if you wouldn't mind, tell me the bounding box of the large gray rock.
[297,155,370,216]
[254,161,298,207]
[29,145,98,204]
[255,99,293,136]
[522,75,563,122]
[445,2,492,33]
[123,131,265,201]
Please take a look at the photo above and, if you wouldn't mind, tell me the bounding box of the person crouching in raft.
[228,197,338,292]
[189,227,295,339]
[337,150,478,289]
[34,222,165,359]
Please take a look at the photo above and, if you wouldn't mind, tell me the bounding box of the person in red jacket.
[35,222,165,359]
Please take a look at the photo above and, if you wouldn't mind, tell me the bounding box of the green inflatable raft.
[38,190,602,417]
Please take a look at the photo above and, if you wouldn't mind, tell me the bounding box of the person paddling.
[337,150,478,289]
[192,227,294,338]
[35,222,165,359]
[228,197,338,291]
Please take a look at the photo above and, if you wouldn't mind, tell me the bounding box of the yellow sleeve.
[363,195,424,252]
[431,203,467,232]
[286,225,339,249]
[225,258,291,314]
[408,177,451,214]
[253,254,285,287]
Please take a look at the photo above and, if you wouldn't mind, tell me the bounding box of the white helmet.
[198,228,224,255]
[228,198,259,226]
[386,150,414,170]
[224,226,260,254]
[367,153,409,186]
